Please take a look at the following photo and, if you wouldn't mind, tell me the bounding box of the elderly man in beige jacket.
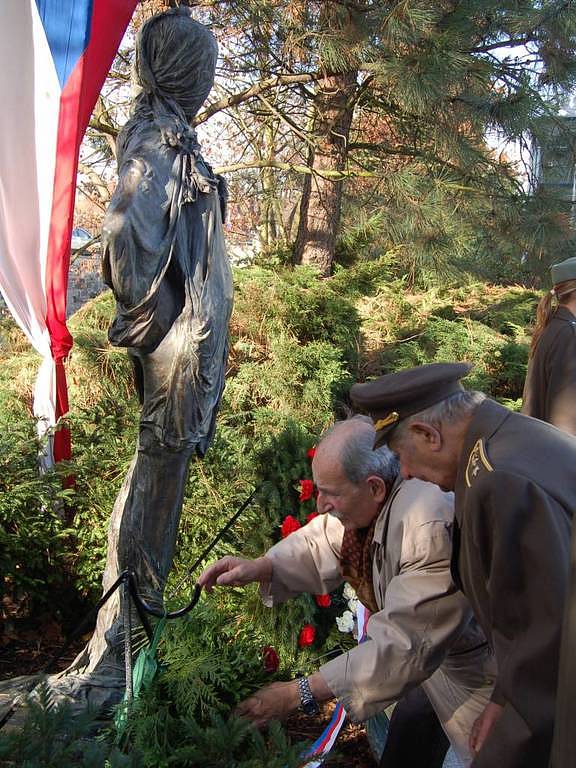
[199,416,495,765]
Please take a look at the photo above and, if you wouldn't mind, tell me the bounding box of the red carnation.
[306,512,319,524]
[262,645,280,673]
[315,594,331,608]
[299,479,315,502]
[281,515,301,538]
[307,447,316,460]
[298,623,316,648]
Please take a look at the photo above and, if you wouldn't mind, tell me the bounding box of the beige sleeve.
[260,513,345,606]
[319,517,471,722]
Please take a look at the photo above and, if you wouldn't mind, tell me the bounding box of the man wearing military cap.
[351,362,575,768]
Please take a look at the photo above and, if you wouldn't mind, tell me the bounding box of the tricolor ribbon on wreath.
[302,602,375,767]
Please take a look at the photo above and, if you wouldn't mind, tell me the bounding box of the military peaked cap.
[551,256,576,286]
[350,362,472,447]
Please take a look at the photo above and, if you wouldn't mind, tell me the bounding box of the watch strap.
[297,675,320,715]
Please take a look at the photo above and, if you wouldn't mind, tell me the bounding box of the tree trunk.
[293,70,357,276]
[259,128,279,248]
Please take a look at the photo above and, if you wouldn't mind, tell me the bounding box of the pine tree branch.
[471,36,537,54]
[347,141,524,196]
[471,0,572,55]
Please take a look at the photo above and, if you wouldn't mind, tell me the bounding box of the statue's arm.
[102,146,172,308]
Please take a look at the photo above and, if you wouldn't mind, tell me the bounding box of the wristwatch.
[296,674,320,716]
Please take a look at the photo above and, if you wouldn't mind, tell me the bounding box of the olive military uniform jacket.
[522,306,576,435]
[452,399,575,768]
[263,478,491,724]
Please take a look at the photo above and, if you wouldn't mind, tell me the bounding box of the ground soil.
[0,613,89,682]
[0,615,377,767]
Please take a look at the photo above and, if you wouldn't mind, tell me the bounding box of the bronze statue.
[49,7,233,709]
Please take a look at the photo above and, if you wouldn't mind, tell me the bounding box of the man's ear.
[408,421,443,451]
[367,476,387,504]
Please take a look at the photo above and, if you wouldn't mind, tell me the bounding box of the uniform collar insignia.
[465,438,493,488]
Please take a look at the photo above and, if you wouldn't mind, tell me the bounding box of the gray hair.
[391,391,486,446]
[321,415,400,486]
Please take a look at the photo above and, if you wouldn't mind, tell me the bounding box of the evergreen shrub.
[0,417,71,609]
[232,265,361,365]
[330,257,401,298]
[359,281,534,403]
[0,684,137,767]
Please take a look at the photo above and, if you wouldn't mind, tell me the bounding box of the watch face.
[302,698,320,716]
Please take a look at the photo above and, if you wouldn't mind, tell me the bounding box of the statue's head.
[135,7,218,121]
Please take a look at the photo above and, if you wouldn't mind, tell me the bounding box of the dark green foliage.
[0,417,72,606]
[0,298,139,607]
[467,292,540,333]
[360,280,534,403]
[152,595,275,716]
[254,420,316,526]
[484,341,530,401]
[0,265,537,614]
[64,401,139,596]
[329,258,401,299]
[68,297,136,406]
[376,316,504,392]
[0,684,137,767]
[233,266,361,365]
[377,315,527,400]
[126,704,305,768]
[119,594,311,766]
[227,336,352,431]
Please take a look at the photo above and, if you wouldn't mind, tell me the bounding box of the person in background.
[199,416,495,767]
[351,362,575,768]
[521,256,576,767]
[522,255,576,435]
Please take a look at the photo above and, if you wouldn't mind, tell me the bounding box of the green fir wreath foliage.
[119,592,310,766]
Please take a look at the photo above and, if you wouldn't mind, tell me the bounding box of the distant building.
[532,95,576,216]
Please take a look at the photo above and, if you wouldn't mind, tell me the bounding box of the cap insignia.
[465,439,493,487]
[374,411,400,432]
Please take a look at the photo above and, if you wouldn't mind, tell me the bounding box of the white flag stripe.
[0,1,62,430]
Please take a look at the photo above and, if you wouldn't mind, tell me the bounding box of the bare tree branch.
[214,159,375,179]
[194,73,323,124]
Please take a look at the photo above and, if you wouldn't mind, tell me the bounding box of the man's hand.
[235,673,333,728]
[469,701,504,754]
[198,556,273,593]
[235,681,300,727]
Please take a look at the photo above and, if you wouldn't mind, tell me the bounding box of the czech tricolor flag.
[0,0,137,462]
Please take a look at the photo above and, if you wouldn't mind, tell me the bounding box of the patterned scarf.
[339,519,379,614]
